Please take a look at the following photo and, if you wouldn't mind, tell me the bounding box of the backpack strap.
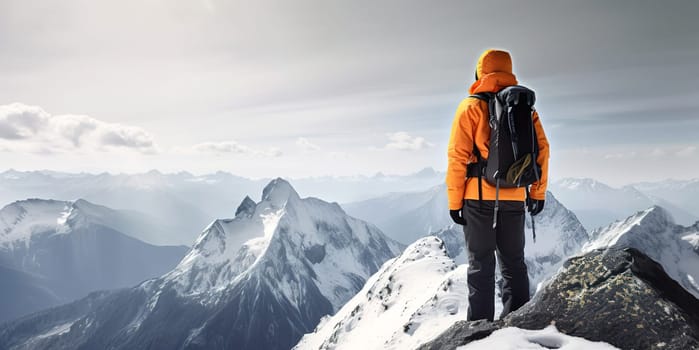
[467,93,493,207]
[469,93,491,102]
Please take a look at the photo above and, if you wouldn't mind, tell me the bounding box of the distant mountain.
[583,206,699,298]
[0,199,188,323]
[343,184,449,244]
[0,179,403,350]
[0,265,61,324]
[632,179,699,221]
[0,168,446,245]
[550,177,698,230]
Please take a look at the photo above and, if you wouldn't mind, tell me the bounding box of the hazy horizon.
[2,166,698,188]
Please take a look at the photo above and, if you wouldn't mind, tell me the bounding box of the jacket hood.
[469,49,518,94]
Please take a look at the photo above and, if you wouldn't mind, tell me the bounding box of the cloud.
[676,146,697,157]
[603,151,637,160]
[0,103,49,139]
[0,103,157,154]
[650,148,666,157]
[384,131,433,151]
[295,137,320,151]
[191,141,282,157]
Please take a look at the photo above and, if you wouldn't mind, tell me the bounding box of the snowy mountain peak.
[261,177,300,208]
[588,206,675,245]
[165,178,402,304]
[0,199,72,245]
[554,177,612,191]
[635,205,675,227]
[235,196,257,218]
[584,205,699,298]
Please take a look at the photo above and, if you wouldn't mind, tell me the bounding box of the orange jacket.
[446,49,550,210]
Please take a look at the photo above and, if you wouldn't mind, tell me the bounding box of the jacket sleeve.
[530,110,550,200]
[446,99,478,210]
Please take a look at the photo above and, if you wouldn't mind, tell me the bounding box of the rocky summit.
[419,248,699,350]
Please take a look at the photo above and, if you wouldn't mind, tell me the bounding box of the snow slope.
[294,236,469,350]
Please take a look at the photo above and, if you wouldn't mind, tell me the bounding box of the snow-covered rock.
[0,178,403,350]
[583,206,699,298]
[295,236,468,350]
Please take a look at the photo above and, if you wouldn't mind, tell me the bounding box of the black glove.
[527,198,545,216]
[450,209,467,226]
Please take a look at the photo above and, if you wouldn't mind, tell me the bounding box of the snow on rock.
[583,206,699,298]
[0,199,70,249]
[457,325,619,350]
[235,195,257,217]
[294,236,468,350]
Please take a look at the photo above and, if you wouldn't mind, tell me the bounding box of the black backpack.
[467,85,541,237]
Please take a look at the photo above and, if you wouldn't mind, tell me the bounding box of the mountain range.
[0,199,188,323]
[0,168,446,245]
[2,173,699,349]
[550,177,699,230]
[0,179,403,350]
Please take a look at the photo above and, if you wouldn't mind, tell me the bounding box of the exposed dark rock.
[304,244,326,264]
[419,248,699,350]
[235,196,256,218]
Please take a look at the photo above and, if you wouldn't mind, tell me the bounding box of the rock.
[420,248,699,350]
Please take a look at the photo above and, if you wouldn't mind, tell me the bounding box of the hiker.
[446,49,550,322]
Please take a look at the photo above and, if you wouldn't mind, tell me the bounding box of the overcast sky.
[1,0,698,185]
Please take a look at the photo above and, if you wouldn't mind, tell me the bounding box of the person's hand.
[450,208,467,226]
[527,199,545,216]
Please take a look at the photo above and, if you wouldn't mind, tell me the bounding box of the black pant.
[464,199,529,321]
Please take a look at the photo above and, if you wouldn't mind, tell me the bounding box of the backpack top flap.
[497,85,536,108]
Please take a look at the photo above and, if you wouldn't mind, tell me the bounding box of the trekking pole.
[526,186,536,243]
[531,214,536,243]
